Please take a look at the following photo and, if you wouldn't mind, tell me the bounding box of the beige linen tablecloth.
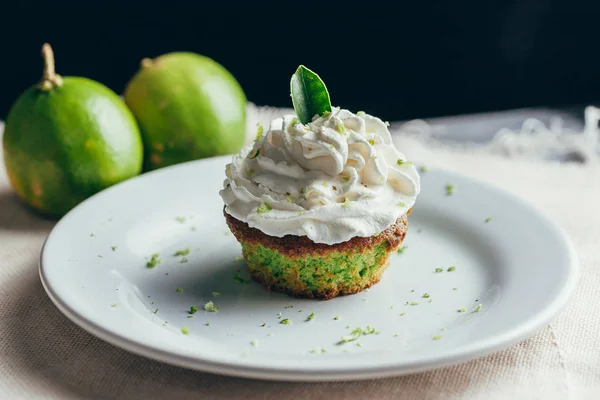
[1,116,599,399]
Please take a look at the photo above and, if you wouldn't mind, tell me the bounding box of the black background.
[1,1,600,121]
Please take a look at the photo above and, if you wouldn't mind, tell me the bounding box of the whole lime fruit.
[124,52,246,171]
[3,44,143,218]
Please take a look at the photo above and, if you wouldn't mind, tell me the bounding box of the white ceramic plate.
[40,156,578,381]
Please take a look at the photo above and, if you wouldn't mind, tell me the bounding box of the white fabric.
[0,108,599,399]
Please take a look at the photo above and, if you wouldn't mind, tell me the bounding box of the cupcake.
[220,66,420,299]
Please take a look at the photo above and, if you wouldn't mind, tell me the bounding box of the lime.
[124,52,246,171]
[3,44,143,218]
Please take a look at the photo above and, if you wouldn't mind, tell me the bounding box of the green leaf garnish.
[181,325,189,335]
[174,248,190,256]
[290,65,332,124]
[204,301,219,312]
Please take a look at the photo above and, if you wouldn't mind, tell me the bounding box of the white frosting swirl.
[220,108,420,245]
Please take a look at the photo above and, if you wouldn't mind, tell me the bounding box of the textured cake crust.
[224,209,410,299]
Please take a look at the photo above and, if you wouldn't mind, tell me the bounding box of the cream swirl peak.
[219,107,420,245]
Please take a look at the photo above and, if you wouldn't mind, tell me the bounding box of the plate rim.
[38,157,580,381]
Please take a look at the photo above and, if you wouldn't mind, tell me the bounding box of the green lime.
[3,44,143,218]
[124,52,246,171]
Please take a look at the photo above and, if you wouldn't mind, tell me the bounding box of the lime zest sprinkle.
[251,338,259,347]
[175,216,186,223]
[280,318,291,325]
[473,304,483,313]
[176,287,184,293]
[256,202,272,214]
[485,217,492,223]
[334,316,340,320]
[447,266,456,272]
[307,312,315,321]
[400,312,406,316]
[385,121,390,126]
[261,322,266,327]
[180,257,188,263]
[204,301,219,312]
[334,120,345,134]
[419,166,429,173]
[434,268,443,273]
[396,159,413,166]
[254,122,264,141]
[189,305,198,314]
[422,293,430,299]
[368,139,375,145]
[445,184,454,196]
[432,335,442,341]
[111,303,117,308]
[342,176,350,182]
[338,325,379,344]
[212,292,220,297]
[342,197,352,208]
[181,326,189,335]
[453,287,458,291]
[111,246,117,251]
[146,253,162,268]
[174,248,190,256]
[397,245,408,254]
[248,149,261,159]
[153,308,159,314]
[458,308,466,313]
[357,111,366,116]
[410,301,419,306]
[397,201,407,207]
[205,322,210,326]
[285,305,294,309]
[234,269,250,284]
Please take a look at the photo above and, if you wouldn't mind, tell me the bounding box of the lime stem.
[40,43,63,90]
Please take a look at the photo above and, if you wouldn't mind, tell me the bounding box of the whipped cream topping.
[220,108,420,245]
